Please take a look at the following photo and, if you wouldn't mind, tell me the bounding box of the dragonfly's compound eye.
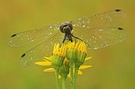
[60,22,73,33]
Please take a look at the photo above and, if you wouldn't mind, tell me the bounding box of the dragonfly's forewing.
[9,24,64,67]
[72,9,127,49]
[19,32,64,67]
[9,24,61,47]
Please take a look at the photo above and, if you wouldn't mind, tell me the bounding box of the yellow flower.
[66,41,87,68]
[35,41,92,78]
[51,43,66,69]
[35,56,92,77]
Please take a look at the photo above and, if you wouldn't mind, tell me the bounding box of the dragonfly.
[9,9,127,67]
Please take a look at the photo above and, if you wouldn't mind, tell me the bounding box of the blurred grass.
[0,0,135,89]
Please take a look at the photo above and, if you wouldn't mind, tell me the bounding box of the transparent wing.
[72,9,127,49]
[8,23,65,67]
[8,24,61,47]
[19,31,64,67]
[73,27,127,49]
[72,9,127,29]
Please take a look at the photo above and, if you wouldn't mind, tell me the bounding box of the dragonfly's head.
[60,22,73,33]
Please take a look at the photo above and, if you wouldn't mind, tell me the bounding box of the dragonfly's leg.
[71,34,90,45]
[62,34,67,43]
[71,34,83,41]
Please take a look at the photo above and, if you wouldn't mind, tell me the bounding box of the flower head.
[66,41,87,68]
[35,56,92,77]
[51,43,66,69]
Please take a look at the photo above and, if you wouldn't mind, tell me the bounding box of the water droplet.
[82,25,85,27]
[49,25,52,28]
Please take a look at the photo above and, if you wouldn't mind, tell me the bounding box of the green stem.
[62,76,66,89]
[73,67,79,89]
[55,69,60,89]
[70,61,74,89]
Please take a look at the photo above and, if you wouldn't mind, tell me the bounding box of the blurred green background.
[0,0,135,89]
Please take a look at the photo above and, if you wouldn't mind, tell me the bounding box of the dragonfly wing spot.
[11,34,17,37]
[118,27,123,30]
[21,53,26,58]
[115,9,121,12]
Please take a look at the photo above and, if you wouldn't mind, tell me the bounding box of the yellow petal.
[67,70,82,78]
[35,61,51,66]
[43,68,55,72]
[85,57,92,61]
[78,70,82,75]
[44,56,52,61]
[67,74,70,78]
[59,75,61,79]
[79,65,92,70]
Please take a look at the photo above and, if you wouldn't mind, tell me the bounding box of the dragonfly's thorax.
[60,22,73,34]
